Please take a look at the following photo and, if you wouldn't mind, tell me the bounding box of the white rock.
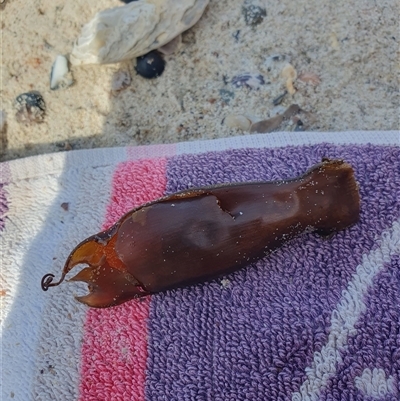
[50,55,74,90]
[223,114,252,131]
[70,0,209,66]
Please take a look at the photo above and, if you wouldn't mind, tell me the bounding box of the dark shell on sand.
[14,91,46,124]
[231,73,265,89]
[242,4,266,26]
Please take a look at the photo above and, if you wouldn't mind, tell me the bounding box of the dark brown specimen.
[41,159,360,308]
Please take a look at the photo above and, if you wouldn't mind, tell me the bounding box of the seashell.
[111,69,132,91]
[14,92,46,124]
[223,114,252,131]
[70,0,209,65]
[298,72,321,86]
[281,63,297,95]
[135,51,165,79]
[231,73,265,89]
[50,55,74,90]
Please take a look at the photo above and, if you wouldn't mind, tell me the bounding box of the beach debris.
[281,63,297,95]
[265,54,287,65]
[41,159,360,308]
[14,92,46,124]
[293,118,305,131]
[111,69,132,91]
[231,73,265,89]
[219,89,235,104]
[61,202,69,211]
[56,141,73,151]
[135,51,165,79]
[223,114,252,131]
[242,2,266,26]
[298,72,321,86]
[70,0,209,65]
[272,91,287,106]
[264,54,289,77]
[157,34,182,55]
[250,104,301,133]
[50,55,74,90]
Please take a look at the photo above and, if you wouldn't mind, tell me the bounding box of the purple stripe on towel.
[145,144,399,400]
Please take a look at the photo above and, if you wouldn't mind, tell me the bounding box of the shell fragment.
[70,0,209,65]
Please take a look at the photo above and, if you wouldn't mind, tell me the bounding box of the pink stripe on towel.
[79,158,168,401]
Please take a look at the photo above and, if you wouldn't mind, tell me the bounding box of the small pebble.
[14,91,46,124]
[298,72,321,86]
[60,202,69,211]
[265,54,287,65]
[221,278,230,288]
[242,3,266,26]
[111,70,132,92]
[135,51,165,79]
[219,89,235,103]
[223,114,252,131]
[231,73,265,89]
[294,119,305,131]
[272,91,287,106]
[50,55,73,90]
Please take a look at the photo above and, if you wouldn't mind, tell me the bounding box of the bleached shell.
[223,114,252,131]
[70,0,209,65]
[281,63,297,95]
[50,55,74,90]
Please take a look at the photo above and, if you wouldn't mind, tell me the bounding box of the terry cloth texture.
[1,131,399,401]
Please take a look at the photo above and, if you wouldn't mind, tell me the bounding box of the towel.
[1,131,399,401]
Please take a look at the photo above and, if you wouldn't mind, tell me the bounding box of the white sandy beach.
[1,0,398,161]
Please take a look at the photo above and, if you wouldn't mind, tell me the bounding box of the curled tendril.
[41,274,56,291]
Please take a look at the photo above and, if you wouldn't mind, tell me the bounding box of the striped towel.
[1,131,399,401]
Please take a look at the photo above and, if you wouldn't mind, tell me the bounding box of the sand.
[1,0,399,162]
